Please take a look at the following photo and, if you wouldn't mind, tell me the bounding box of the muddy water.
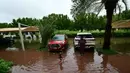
[96,38,130,53]
[0,38,130,73]
[0,48,130,73]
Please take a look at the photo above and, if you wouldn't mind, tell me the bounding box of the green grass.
[96,48,118,55]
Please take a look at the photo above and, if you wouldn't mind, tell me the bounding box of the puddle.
[0,38,130,73]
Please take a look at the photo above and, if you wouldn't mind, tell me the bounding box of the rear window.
[76,34,93,38]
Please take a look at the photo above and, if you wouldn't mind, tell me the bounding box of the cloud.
[0,0,72,23]
[0,0,129,23]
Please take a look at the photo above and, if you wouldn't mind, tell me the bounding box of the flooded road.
[0,38,130,73]
[0,47,130,73]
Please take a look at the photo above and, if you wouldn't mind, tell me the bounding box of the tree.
[73,13,105,31]
[11,17,41,27]
[0,23,8,28]
[74,13,87,31]
[71,0,128,49]
[122,0,128,11]
[12,19,18,27]
[43,14,71,30]
[121,10,130,20]
[39,13,72,48]
[39,23,55,48]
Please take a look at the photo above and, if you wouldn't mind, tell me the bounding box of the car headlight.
[61,41,65,44]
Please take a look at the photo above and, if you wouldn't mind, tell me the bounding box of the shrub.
[55,30,130,38]
[39,24,55,48]
[0,59,13,73]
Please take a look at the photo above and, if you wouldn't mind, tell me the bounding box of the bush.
[112,32,130,37]
[55,30,130,38]
[0,59,13,73]
[39,24,55,48]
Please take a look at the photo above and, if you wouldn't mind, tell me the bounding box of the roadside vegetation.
[1,10,130,30]
[55,30,130,38]
[0,59,13,73]
[39,24,55,50]
[0,7,130,51]
[71,0,128,49]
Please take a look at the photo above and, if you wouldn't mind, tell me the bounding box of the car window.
[76,34,93,38]
[52,35,64,41]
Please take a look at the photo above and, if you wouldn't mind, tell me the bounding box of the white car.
[73,32,95,50]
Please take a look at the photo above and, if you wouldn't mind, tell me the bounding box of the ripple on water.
[1,41,130,73]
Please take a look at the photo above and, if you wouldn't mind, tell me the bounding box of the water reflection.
[59,62,63,70]
[0,44,130,73]
[95,52,119,73]
[74,50,119,73]
[77,56,86,72]
[96,38,130,53]
[75,52,94,73]
[102,55,108,73]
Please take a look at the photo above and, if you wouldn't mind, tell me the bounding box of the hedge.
[55,30,130,38]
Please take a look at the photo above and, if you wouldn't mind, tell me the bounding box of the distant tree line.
[0,10,130,31]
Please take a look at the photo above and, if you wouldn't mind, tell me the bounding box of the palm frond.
[117,3,122,14]
[95,3,104,16]
[71,0,127,17]
[39,21,56,48]
[71,0,103,17]
[122,0,128,11]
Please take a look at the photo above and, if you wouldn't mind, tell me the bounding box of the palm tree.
[71,0,128,49]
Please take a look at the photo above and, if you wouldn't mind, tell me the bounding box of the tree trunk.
[80,27,83,32]
[103,8,114,49]
[103,0,119,49]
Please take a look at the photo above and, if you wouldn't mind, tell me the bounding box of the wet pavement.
[0,46,130,73]
[0,38,130,73]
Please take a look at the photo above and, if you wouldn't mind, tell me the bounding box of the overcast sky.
[0,0,130,23]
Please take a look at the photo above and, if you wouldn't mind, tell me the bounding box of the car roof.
[77,32,92,35]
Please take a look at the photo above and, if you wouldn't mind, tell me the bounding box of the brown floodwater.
[0,47,130,73]
[0,38,130,73]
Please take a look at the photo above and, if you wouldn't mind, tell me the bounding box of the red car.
[48,34,68,51]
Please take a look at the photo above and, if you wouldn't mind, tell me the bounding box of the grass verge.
[96,48,118,55]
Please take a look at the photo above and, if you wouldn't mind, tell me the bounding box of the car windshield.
[52,35,64,41]
[76,34,93,38]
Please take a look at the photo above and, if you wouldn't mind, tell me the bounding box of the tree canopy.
[0,11,130,30]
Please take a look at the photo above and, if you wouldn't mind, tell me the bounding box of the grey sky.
[0,0,130,23]
[0,0,72,23]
